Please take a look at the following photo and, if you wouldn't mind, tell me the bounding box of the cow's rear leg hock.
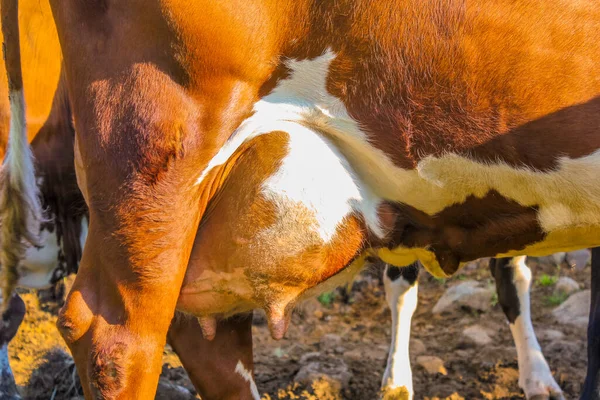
[490,257,564,400]
[581,247,600,400]
[381,262,419,400]
[168,312,258,400]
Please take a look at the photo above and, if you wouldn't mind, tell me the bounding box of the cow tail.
[0,0,43,311]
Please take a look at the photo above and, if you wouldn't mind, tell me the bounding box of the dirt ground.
[9,257,590,399]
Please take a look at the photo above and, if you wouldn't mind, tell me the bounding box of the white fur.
[18,217,88,289]
[382,267,418,399]
[509,257,563,398]
[5,89,43,238]
[262,127,377,242]
[196,52,382,241]
[234,360,260,400]
[17,229,60,289]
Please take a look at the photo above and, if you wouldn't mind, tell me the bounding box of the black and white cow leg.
[0,293,25,399]
[581,247,600,400]
[381,262,419,400]
[490,256,564,400]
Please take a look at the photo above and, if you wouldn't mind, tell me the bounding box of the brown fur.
[385,192,545,275]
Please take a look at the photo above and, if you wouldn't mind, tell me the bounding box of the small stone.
[294,358,352,389]
[320,334,342,351]
[410,339,427,356]
[334,346,346,354]
[297,298,322,319]
[566,249,591,270]
[432,281,494,314]
[552,290,590,327]
[546,340,582,357]
[299,352,321,364]
[552,252,567,266]
[554,277,581,296]
[343,349,363,361]
[454,350,470,358]
[155,378,195,400]
[462,325,493,345]
[314,310,324,319]
[474,346,517,366]
[365,347,388,361]
[416,355,447,375]
[537,329,565,341]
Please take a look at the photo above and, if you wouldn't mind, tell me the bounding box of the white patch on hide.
[17,228,59,289]
[235,360,260,400]
[508,256,563,398]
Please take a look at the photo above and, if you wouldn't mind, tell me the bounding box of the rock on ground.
[462,325,493,346]
[432,281,494,314]
[537,329,565,341]
[552,290,590,328]
[155,379,195,400]
[554,277,580,296]
[320,334,342,352]
[410,339,427,356]
[294,353,352,390]
[566,250,592,270]
[416,355,447,375]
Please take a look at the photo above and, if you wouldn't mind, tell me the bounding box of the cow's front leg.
[57,212,197,399]
[490,257,564,400]
[381,262,419,400]
[167,312,259,400]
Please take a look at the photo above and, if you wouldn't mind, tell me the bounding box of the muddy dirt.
[9,257,590,399]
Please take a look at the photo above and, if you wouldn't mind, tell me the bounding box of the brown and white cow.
[2,1,600,399]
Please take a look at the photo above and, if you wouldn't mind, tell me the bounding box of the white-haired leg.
[490,257,564,399]
[381,262,419,400]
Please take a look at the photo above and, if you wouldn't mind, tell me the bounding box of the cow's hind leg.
[490,257,564,400]
[381,262,419,400]
[581,247,600,400]
[0,293,25,399]
[167,312,259,400]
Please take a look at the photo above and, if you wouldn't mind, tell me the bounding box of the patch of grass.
[317,291,336,307]
[537,274,558,287]
[545,292,569,306]
[490,292,498,307]
[456,274,468,281]
[433,277,447,285]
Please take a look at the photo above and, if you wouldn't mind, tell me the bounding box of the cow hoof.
[380,385,412,400]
